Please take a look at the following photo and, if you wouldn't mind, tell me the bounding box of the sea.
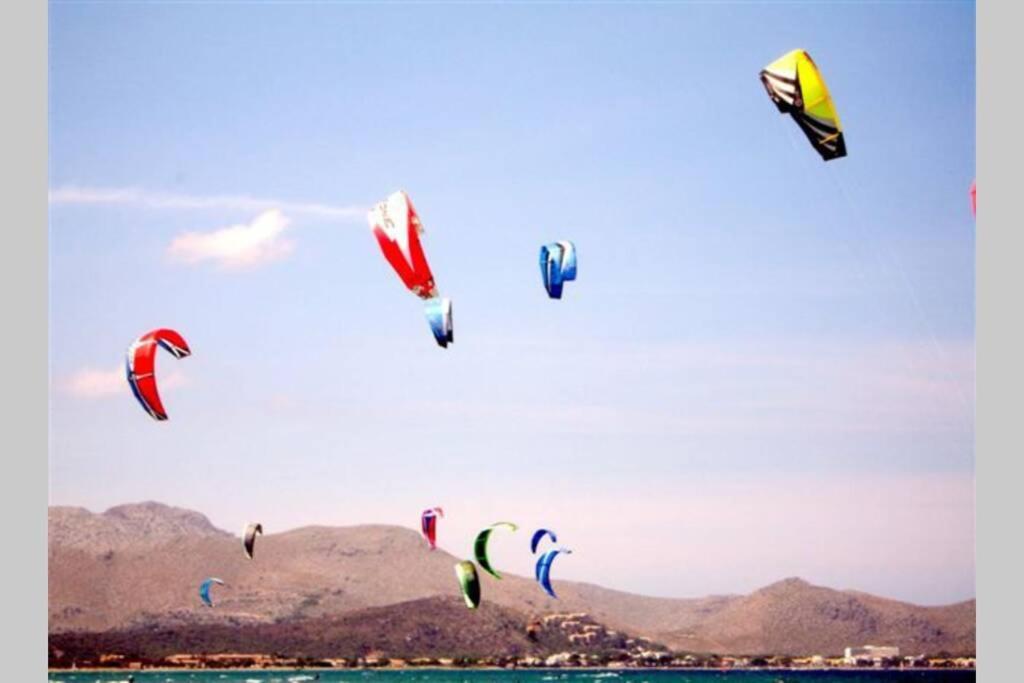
[48,670,976,683]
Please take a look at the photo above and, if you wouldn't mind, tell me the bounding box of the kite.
[368,190,438,299]
[454,560,481,609]
[421,507,444,550]
[760,50,847,161]
[530,528,557,555]
[425,297,453,348]
[535,548,571,598]
[242,522,262,560]
[125,328,191,421]
[540,241,578,299]
[199,577,225,607]
[473,522,518,580]
[368,191,454,348]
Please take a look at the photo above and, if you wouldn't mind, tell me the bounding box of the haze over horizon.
[49,3,975,606]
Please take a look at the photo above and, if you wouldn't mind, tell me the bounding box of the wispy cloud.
[61,366,187,399]
[167,209,294,270]
[48,185,366,221]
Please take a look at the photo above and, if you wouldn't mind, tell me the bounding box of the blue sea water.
[49,670,976,683]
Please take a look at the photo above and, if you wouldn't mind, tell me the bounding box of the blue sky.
[48,2,975,605]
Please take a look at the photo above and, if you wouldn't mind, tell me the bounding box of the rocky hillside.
[658,577,975,655]
[49,596,659,663]
[49,502,976,656]
[48,502,229,551]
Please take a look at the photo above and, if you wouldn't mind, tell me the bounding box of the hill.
[50,596,656,663]
[48,502,975,656]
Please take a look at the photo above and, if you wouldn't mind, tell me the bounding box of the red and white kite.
[368,191,438,299]
[125,328,191,421]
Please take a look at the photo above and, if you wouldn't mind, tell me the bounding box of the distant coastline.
[53,666,825,671]
[47,653,977,672]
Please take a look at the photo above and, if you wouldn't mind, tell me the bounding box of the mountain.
[48,502,975,656]
[49,502,229,551]
[657,577,975,655]
[50,597,647,663]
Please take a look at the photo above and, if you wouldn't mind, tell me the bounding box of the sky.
[48,1,975,606]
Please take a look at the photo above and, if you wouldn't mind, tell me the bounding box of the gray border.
[3,0,47,678]
[23,0,1010,679]
[977,1,1020,680]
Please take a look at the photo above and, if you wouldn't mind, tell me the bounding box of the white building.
[844,645,901,665]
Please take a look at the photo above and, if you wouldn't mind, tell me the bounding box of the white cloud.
[48,185,366,221]
[61,366,187,399]
[49,185,369,270]
[167,209,294,270]
[60,367,124,398]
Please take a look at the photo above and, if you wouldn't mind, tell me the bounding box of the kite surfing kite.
[421,507,444,550]
[242,522,263,560]
[424,297,453,348]
[474,522,518,579]
[368,190,453,348]
[530,528,557,555]
[454,560,481,609]
[199,577,225,607]
[535,548,571,598]
[540,241,578,299]
[125,328,191,421]
[760,49,847,161]
[970,180,976,218]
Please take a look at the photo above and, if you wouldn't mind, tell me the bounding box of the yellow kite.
[760,50,847,161]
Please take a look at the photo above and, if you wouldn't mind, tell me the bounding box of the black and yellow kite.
[760,50,847,161]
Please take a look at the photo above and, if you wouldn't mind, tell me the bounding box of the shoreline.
[48,665,976,673]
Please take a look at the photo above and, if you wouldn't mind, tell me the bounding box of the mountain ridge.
[49,502,975,656]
